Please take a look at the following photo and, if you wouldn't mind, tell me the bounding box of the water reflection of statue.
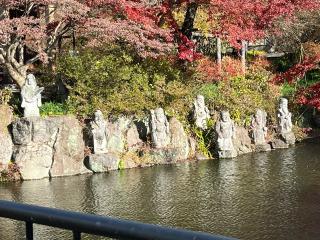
[193,95,210,130]
[215,111,237,158]
[91,110,108,154]
[150,108,170,149]
[21,74,43,117]
[277,98,295,144]
[251,109,268,145]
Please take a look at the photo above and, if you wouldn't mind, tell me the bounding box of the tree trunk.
[181,2,198,39]
[5,63,27,88]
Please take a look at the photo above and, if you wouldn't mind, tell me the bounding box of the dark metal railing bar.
[73,230,81,240]
[26,221,33,240]
[0,200,237,240]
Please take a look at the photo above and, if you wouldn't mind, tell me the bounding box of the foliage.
[191,119,215,158]
[58,47,195,118]
[0,163,20,182]
[40,102,68,117]
[0,88,13,105]
[197,62,280,125]
[194,56,243,82]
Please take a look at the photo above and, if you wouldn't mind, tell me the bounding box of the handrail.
[0,200,236,240]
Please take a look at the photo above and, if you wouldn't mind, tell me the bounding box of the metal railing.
[0,200,236,240]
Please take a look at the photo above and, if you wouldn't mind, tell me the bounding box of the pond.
[1,141,320,239]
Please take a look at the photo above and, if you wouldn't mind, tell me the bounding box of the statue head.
[196,95,205,106]
[255,109,264,123]
[94,110,104,122]
[221,110,230,122]
[26,74,37,87]
[279,98,288,109]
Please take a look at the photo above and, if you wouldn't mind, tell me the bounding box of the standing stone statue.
[193,95,210,130]
[251,109,271,151]
[215,111,237,158]
[21,74,44,117]
[277,98,295,145]
[150,108,170,149]
[91,110,108,154]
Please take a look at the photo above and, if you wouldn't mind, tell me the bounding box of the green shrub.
[40,102,68,116]
[58,47,194,119]
[197,66,280,125]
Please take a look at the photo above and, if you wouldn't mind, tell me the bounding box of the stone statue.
[150,108,170,148]
[251,109,268,145]
[277,98,295,144]
[91,110,108,154]
[215,111,237,158]
[21,74,44,117]
[251,109,271,151]
[193,95,210,130]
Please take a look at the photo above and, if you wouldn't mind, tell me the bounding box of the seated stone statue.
[91,110,108,154]
[277,98,295,145]
[251,109,271,151]
[215,111,237,158]
[21,74,44,117]
[193,95,210,130]
[150,108,170,149]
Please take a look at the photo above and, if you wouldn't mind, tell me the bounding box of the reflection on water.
[1,143,320,239]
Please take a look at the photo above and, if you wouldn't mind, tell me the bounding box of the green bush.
[40,102,68,116]
[58,47,194,119]
[197,66,280,125]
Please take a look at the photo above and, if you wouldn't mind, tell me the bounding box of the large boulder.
[0,105,13,166]
[85,153,120,173]
[233,126,253,155]
[50,116,89,177]
[12,116,88,180]
[169,117,190,161]
[106,117,131,153]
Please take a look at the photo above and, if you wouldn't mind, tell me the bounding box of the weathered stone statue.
[150,108,170,148]
[91,110,108,154]
[251,109,271,151]
[193,95,210,130]
[21,74,43,117]
[277,98,295,145]
[215,111,237,158]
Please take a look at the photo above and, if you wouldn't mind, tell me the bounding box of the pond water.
[1,141,320,240]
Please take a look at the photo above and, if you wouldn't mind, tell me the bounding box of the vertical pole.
[73,230,81,240]
[216,37,222,73]
[26,222,33,240]
[241,40,247,74]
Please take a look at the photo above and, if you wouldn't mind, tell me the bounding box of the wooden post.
[241,40,247,74]
[217,37,222,72]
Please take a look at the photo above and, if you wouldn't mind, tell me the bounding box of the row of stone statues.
[19,75,295,159]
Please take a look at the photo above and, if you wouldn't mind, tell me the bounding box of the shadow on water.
[1,143,320,239]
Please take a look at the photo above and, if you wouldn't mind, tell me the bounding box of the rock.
[254,144,272,152]
[50,116,88,177]
[0,105,13,165]
[281,132,296,145]
[234,126,253,155]
[271,139,289,149]
[126,124,143,151]
[169,117,190,161]
[12,116,88,180]
[86,153,120,173]
[13,144,53,180]
[106,117,131,153]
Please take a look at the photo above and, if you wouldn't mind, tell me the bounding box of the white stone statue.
[193,95,210,130]
[277,98,295,144]
[215,111,237,158]
[150,108,170,149]
[91,110,108,154]
[251,109,268,145]
[21,74,43,117]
